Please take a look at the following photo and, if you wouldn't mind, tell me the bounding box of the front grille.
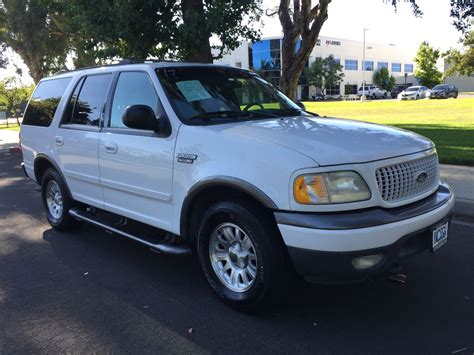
[375,154,439,202]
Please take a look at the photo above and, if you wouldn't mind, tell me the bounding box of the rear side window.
[22,77,71,127]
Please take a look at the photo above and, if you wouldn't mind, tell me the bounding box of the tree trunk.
[181,0,213,63]
[278,0,330,100]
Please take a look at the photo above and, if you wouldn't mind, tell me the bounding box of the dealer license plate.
[432,222,449,252]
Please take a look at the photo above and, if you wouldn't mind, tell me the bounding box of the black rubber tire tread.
[197,200,291,312]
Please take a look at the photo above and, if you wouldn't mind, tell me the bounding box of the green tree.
[373,67,396,91]
[0,0,70,83]
[0,77,34,124]
[274,0,470,99]
[61,0,262,64]
[414,41,443,88]
[444,31,474,77]
[305,55,344,94]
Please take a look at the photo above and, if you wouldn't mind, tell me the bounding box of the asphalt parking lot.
[1,151,473,354]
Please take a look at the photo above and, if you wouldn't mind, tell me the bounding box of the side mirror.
[296,101,306,110]
[122,105,161,132]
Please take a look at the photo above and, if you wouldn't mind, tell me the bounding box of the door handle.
[54,136,64,146]
[104,142,118,154]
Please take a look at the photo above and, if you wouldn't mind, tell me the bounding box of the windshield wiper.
[190,110,278,121]
[189,111,251,121]
[259,108,319,117]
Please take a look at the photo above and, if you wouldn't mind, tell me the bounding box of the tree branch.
[279,0,293,32]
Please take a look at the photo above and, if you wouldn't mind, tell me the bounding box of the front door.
[98,71,175,230]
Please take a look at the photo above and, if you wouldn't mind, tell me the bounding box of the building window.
[235,62,242,68]
[325,85,340,96]
[344,84,358,95]
[344,59,358,70]
[363,61,374,71]
[377,62,388,70]
[404,64,413,73]
[392,63,401,72]
[251,39,281,71]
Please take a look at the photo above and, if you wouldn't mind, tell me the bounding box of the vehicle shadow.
[37,221,473,354]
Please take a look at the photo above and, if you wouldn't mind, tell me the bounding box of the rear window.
[22,77,71,127]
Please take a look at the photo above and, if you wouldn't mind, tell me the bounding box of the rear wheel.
[197,201,291,311]
[41,168,80,231]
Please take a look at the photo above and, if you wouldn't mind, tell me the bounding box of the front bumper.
[275,184,454,282]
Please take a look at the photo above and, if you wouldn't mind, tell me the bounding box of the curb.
[0,146,21,154]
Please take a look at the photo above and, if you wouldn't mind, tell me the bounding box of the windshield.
[156,66,309,124]
[433,85,447,90]
[406,87,419,92]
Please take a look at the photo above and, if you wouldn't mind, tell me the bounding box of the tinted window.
[22,77,71,127]
[71,74,112,126]
[61,77,85,125]
[110,72,159,128]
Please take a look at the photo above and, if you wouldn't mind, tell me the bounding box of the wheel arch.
[34,154,73,198]
[180,176,278,242]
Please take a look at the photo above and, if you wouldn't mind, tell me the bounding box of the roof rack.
[53,59,183,76]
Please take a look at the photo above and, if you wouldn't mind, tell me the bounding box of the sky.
[0,0,463,85]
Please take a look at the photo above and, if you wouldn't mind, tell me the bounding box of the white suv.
[20,63,454,311]
[357,85,388,99]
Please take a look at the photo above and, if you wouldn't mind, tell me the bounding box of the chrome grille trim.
[375,153,439,202]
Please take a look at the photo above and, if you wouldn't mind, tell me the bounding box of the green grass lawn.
[304,98,474,166]
[0,123,20,131]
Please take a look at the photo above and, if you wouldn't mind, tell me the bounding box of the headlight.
[293,171,371,204]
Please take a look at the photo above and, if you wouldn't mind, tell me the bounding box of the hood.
[208,116,433,166]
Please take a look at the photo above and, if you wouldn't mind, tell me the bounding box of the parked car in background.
[429,84,458,99]
[390,84,410,98]
[398,86,430,100]
[357,85,388,99]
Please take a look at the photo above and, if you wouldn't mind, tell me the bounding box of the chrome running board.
[69,208,191,255]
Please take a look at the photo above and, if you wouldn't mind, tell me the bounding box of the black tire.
[383,93,387,99]
[197,200,291,312]
[372,94,376,100]
[41,168,80,231]
[416,95,419,100]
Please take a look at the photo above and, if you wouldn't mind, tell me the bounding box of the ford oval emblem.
[416,171,428,183]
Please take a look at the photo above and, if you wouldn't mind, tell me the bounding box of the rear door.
[54,73,113,207]
[98,70,175,230]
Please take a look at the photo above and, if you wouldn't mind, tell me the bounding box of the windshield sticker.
[176,80,212,102]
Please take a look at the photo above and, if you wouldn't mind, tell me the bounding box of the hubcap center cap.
[228,242,249,268]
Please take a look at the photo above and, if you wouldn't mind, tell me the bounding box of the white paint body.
[20,63,452,256]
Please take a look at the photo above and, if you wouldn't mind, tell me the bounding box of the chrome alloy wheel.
[45,180,63,220]
[209,222,258,293]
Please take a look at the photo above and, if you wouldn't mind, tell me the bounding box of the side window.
[22,77,71,127]
[110,72,159,128]
[71,74,112,126]
[61,77,85,125]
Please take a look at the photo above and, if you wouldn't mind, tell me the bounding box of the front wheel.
[372,94,376,100]
[416,95,419,100]
[41,168,80,231]
[197,201,291,311]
